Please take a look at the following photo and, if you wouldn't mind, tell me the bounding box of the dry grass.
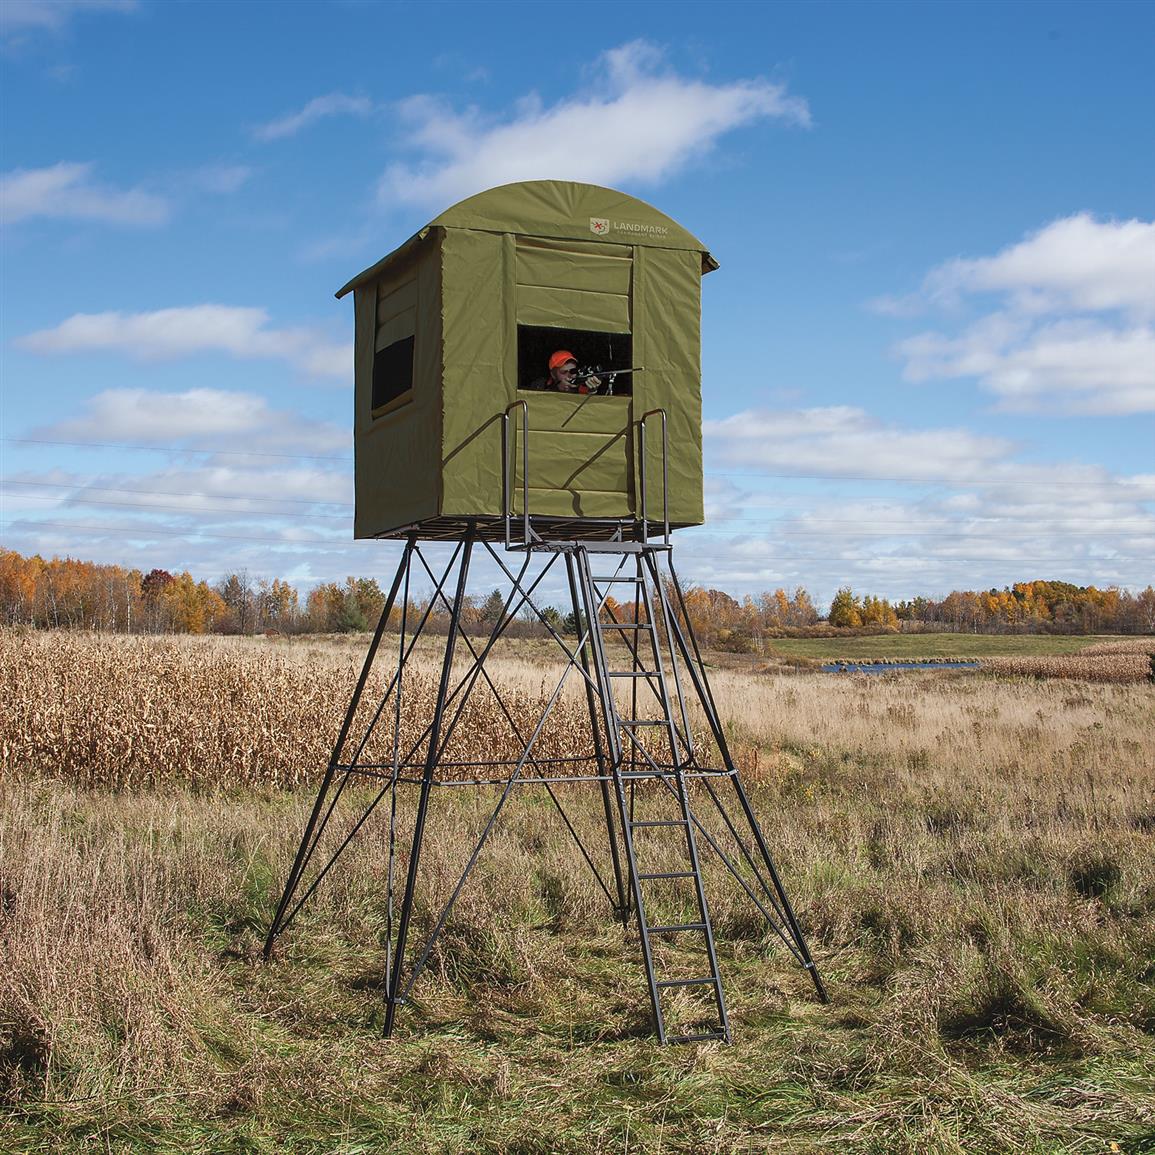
[0,630,604,790]
[982,653,1152,682]
[2,629,1155,1151]
[1082,639,1155,656]
[4,629,1152,792]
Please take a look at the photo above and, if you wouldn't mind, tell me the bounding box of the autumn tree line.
[1,548,1151,640]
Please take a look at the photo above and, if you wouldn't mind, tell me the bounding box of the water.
[821,660,980,674]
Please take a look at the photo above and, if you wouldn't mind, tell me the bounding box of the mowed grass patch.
[766,632,1140,661]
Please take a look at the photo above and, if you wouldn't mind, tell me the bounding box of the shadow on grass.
[938,978,1083,1059]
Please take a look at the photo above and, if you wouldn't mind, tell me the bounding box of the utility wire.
[4,492,1152,539]
[4,492,353,521]
[707,468,1154,489]
[3,519,1151,568]
[2,437,350,462]
[5,489,1153,540]
[6,480,1150,525]
[3,478,353,508]
[0,519,347,547]
[6,437,1152,492]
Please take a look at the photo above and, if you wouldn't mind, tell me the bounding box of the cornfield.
[0,630,610,790]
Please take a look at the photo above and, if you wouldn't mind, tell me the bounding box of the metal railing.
[502,400,671,548]
[501,399,535,549]
[637,408,670,546]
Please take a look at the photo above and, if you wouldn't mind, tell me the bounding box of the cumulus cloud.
[704,406,1012,481]
[7,464,351,520]
[924,214,1155,321]
[253,93,374,141]
[37,387,349,453]
[17,304,351,381]
[890,214,1155,415]
[0,161,168,226]
[900,319,1155,414]
[692,402,1155,600]
[378,40,810,207]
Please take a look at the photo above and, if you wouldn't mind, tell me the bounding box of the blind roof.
[336,180,717,299]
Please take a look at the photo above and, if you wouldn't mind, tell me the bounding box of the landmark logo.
[589,217,610,236]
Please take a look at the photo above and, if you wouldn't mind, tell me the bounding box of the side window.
[517,326,633,396]
[373,334,414,409]
[372,282,417,417]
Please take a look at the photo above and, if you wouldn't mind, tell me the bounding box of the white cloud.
[254,94,374,141]
[694,404,1155,600]
[891,215,1155,415]
[37,387,349,453]
[925,214,1155,321]
[378,40,810,208]
[0,0,135,34]
[900,319,1155,415]
[704,406,1012,481]
[0,161,168,226]
[17,304,351,381]
[8,464,350,518]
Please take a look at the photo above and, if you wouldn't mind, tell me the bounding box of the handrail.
[637,408,670,546]
[502,400,532,548]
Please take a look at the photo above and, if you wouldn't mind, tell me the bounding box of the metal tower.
[264,408,826,1043]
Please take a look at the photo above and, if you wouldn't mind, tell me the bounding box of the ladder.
[575,545,730,1044]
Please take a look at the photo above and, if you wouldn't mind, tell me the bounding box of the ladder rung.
[667,1030,727,1044]
[630,819,686,828]
[604,622,650,631]
[619,719,667,727]
[608,670,656,678]
[648,922,707,934]
[638,871,696,880]
[620,770,677,780]
[592,574,644,582]
[656,977,718,989]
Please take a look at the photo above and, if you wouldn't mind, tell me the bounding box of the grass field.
[2,630,1154,1152]
[766,632,1141,660]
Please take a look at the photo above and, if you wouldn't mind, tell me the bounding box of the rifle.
[572,366,645,395]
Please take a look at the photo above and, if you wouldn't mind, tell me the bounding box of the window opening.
[517,326,633,396]
[372,334,415,410]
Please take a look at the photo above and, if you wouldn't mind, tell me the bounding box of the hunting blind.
[266,182,826,1045]
[336,180,714,538]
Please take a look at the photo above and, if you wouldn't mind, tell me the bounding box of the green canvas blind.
[515,237,632,332]
[336,180,715,540]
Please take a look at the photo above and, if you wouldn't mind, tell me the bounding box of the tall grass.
[2,630,1154,1151]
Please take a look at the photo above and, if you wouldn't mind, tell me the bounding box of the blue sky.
[2,0,1152,609]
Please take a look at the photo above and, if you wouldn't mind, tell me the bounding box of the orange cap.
[548,350,577,371]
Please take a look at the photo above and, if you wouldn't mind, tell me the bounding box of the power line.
[4,492,351,521]
[5,494,1152,539]
[0,518,349,548]
[2,437,351,463]
[3,478,353,509]
[7,478,1150,519]
[3,519,1151,567]
[707,469,1155,490]
[6,437,1152,493]
[6,494,1153,539]
[705,513,1155,529]
[9,480,1145,526]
